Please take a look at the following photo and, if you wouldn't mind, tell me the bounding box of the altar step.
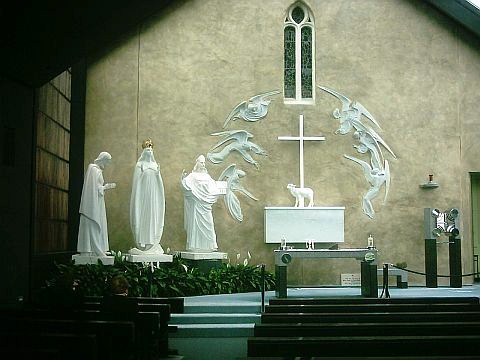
[169,299,261,359]
[172,313,260,325]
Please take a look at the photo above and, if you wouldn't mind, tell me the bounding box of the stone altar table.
[274,248,378,298]
[264,207,345,244]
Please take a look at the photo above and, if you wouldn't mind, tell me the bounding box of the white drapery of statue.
[129,139,165,255]
[77,152,116,256]
[181,155,223,252]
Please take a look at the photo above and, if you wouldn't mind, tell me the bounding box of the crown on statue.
[142,139,154,149]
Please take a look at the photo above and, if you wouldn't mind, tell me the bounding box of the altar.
[274,248,378,298]
[264,206,344,244]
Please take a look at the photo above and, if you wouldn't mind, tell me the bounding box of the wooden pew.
[261,310,480,323]
[254,321,480,337]
[90,300,174,358]
[30,295,175,358]
[0,317,135,359]
[0,308,160,360]
[0,331,98,360]
[248,335,480,358]
[83,295,185,313]
[268,296,480,305]
[264,303,480,313]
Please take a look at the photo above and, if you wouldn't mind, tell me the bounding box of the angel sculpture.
[218,164,258,222]
[223,90,280,128]
[318,86,381,135]
[344,154,390,219]
[207,130,267,169]
[353,129,396,170]
[319,85,396,160]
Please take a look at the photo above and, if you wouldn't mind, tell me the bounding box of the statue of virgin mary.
[129,139,165,255]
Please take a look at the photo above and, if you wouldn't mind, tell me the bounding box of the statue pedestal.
[178,251,228,272]
[125,253,173,263]
[72,254,114,265]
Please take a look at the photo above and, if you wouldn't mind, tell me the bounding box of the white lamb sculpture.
[287,183,314,207]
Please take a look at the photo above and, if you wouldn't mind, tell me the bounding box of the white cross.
[278,114,325,189]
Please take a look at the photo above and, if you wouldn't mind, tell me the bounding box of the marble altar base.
[72,254,114,265]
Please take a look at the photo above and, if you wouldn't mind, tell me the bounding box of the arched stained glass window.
[284,2,315,103]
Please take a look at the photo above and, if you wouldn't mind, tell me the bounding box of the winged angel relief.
[203,90,279,222]
[218,164,258,222]
[319,86,397,219]
[207,130,267,169]
[223,90,280,128]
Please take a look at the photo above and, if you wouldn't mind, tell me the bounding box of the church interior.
[2,0,480,358]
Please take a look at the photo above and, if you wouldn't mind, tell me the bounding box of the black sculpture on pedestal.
[424,207,461,288]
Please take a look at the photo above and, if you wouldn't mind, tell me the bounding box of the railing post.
[261,264,265,313]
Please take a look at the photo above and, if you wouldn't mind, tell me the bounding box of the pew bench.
[261,311,480,323]
[254,321,480,337]
[83,295,185,313]
[268,296,480,305]
[85,301,174,357]
[1,317,135,359]
[0,331,98,360]
[264,303,480,314]
[0,308,162,360]
[248,335,480,358]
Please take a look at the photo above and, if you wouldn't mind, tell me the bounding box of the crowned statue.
[128,139,166,255]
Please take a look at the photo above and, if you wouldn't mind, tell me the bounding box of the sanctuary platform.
[169,284,480,360]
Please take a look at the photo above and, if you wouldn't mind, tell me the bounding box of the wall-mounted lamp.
[420,174,439,189]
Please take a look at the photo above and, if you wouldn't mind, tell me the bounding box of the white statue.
[218,164,258,222]
[344,155,390,219]
[129,139,165,255]
[77,152,116,257]
[181,155,225,252]
[287,183,314,207]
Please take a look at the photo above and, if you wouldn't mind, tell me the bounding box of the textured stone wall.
[84,0,480,285]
